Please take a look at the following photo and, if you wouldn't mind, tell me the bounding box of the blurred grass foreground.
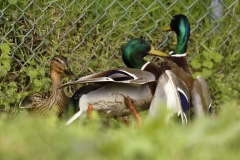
[0,100,240,159]
[0,0,240,113]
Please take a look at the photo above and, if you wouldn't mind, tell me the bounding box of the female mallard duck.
[62,38,179,125]
[151,14,211,117]
[19,55,75,116]
[62,38,193,125]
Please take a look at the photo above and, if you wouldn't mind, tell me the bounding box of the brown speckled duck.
[19,55,75,116]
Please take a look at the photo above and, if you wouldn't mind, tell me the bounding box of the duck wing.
[191,76,212,115]
[148,70,190,124]
[19,91,49,109]
[61,68,155,87]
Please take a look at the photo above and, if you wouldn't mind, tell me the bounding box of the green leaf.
[27,70,38,80]
[190,60,201,69]
[213,53,223,63]
[9,82,17,88]
[192,72,202,79]
[29,60,36,65]
[38,67,45,76]
[202,51,209,59]
[0,43,10,56]
[41,78,51,89]
[2,60,11,71]
[202,61,213,69]
[7,89,14,96]
[202,68,213,79]
[217,74,224,80]
[33,79,42,88]
[0,65,7,77]
[8,0,18,4]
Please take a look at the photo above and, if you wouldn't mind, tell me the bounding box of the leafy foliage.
[0,100,240,159]
[0,43,11,77]
[190,45,223,79]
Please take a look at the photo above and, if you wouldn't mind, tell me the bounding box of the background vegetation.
[0,0,239,159]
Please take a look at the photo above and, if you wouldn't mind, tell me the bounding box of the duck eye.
[139,40,143,44]
[54,58,61,63]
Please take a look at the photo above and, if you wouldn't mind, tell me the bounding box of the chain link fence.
[0,0,239,108]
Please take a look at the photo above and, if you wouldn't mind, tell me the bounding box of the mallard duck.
[62,38,171,125]
[162,14,191,75]
[158,14,212,116]
[148,60,191,124]
[19,92,49,112]
[19,55,75,116]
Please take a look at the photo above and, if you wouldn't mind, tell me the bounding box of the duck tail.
[66,110,82,126]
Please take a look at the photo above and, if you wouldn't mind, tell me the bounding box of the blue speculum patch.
[179,91,189,112]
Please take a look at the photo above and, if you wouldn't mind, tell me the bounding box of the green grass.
[1,100,240,159]
[0,0,239,112]
[0,0,240,111]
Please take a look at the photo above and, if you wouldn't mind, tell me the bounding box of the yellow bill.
[148,45,169,57]
[162,25,171,31]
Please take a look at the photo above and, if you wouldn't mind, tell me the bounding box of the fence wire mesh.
[0,0,239,108]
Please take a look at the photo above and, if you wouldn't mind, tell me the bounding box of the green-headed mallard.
[62,38,172,126]
[158,14,212,116]
[148,60,191,124]
[19,55,75,116]
[162,14,191,75]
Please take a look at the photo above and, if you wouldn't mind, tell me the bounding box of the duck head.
[122,38,169,69]
[162,14,190,55]
[50,55,75,79]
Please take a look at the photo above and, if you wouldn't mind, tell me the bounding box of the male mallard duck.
[159,14,212,116]
[62,38,172,126]
[19,55,75,116]
[162,14,191,75]
[148,60,191,124]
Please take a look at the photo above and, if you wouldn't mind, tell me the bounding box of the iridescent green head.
[122,38,168,69]
[162,14,190,55]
